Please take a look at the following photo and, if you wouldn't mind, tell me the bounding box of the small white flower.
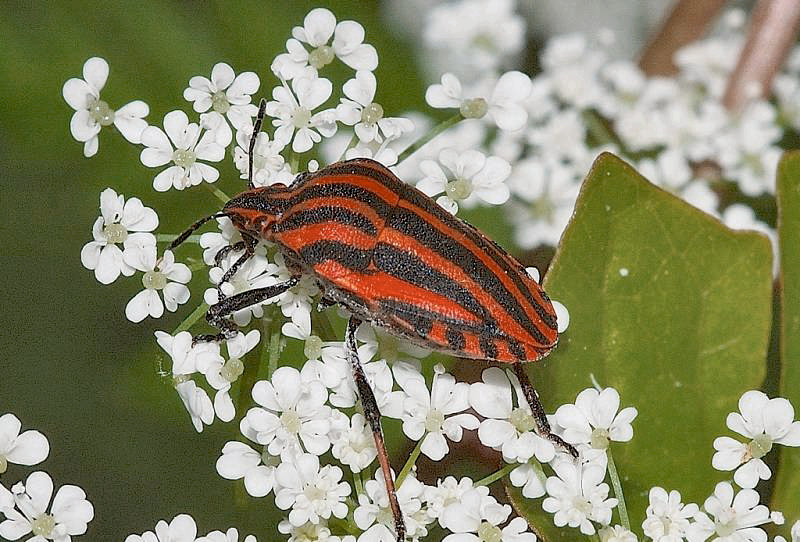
[216,441,278,498]
[354,470,431,540]
[417,148,511,214]
[196,527,257,542]
[265,69,337,153]
[203,330,261,422]
[277,519,353,542]
[440,487,531,542]
[272,8,378,79]
[330,413,376,473]
[140,110,225,191]
[343,140,400,167]
[155,330,223,377]
[125,249,191,323]
[199,217,243,266]
[175,380,214,433]
[243,367,331,460]
[688,482,773,542]
[336,71,414,144]
[508,461,547,500]
[542,456,617,535]
[398,364,479,461]
[554,387,638,458]
[0,414,49,473]
[506,158,581,249]
[124,513,198,542]
[426,71,533,131]
[357,324,430,366]
[422,0,525,80]
[62,57,149,157]
[275,453,350,527]
[232,127,293,187]
[80,188,158,284]
[424,476,476,522]
[199,111,233,148]
[204,251,278,327]
[600,525,638,542]
[641,487,699,542]
[469,367,555,464]
[271,253,320,327]
[0,471,94,542]
[184,62,260,130]
[712,391,800,489]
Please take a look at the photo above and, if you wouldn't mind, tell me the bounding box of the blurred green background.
[0,1,431,538]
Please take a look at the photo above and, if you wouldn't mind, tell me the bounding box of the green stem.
[338,133,360,161]
[205,183,230,204]
[267,325,283,379]
[475,462,517,487]
[289,152,299,174]
[590,534,601,542]
[607,447,630,530]
[395,436,425,488]
[397,112,463,163]
[173,302,209,334]
[156,233,202,244]
[353,470,364,497]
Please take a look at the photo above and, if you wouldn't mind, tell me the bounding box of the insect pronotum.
[168,100,577,541]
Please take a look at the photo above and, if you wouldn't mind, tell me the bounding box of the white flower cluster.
[65,3,800,542]
[124,513,256,542]
[401,3,796,254]
[0,413,94,541]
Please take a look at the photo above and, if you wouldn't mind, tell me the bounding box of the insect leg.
[167,213,228,253]
[216,235,259,297]
[511,363,579,458]
[214,240,247,267]
[345,317,406,542]
[193,278,298,343]
[247,98,267,189]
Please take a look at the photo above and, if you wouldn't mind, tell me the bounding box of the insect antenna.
[248,98,267,189]
[166,212,228,253]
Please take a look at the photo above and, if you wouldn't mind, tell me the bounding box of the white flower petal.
[82,57,109,93]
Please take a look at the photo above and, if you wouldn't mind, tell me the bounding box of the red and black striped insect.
[169,101,576,541]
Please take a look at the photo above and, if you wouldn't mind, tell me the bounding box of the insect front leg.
[345,317,406,542]
[193,279,298,343]
[511,363,579,458]
[214,240,247,267]
[216,235,258,299]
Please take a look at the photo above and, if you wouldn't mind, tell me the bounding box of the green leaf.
[524,153,772,530]
[771,151,800,514]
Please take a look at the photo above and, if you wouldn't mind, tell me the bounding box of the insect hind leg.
[345,317,406,541]
[193,279,298,343]
[511,363,579,458]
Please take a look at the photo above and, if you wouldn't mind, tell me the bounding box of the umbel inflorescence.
[11,3,797,542]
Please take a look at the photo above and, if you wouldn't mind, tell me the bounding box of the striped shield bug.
[169,100,576,541]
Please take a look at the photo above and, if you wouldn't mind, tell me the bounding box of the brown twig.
[639,0,727,76]
[722,0,800,111]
